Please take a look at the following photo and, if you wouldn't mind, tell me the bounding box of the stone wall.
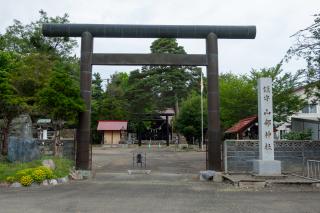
[37,139,75,160]
[224,140,320,174]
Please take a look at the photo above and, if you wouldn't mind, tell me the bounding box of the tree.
[248,64,306,125]
[91,72,105,144]
[92,72,104,100]
[125,70,156,120]
[175,92,207,143]
[174,68,303,141]
[216,66,305,130]
[141,38,201,113]
[10,53,55,114]
[37,65,84,154]
[102,72,129,120]
[150,38,186,54]
[219,73,256,129]
[0,10,79,118]
[287,13,320,100]
[0,11,82,153]
[0,51,26,155]
[0,10,77,57]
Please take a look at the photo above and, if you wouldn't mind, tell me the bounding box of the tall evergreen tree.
[0,10,79,116]
[141,38,201,113]
[91,72,105,144]
[0,51,26,155]
[37,65,84,153]
[103,72,129,120]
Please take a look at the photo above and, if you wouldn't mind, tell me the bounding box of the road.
[0,147,319,213]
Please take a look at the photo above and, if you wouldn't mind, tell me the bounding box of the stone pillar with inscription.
[253,78,281,176]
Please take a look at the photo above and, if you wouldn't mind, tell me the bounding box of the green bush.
[1,157,74,183]
[52,158,73,178]
[31,169,46,183]
[6,176,15,183]
[20,175,33,186]
[16,168,33,180]
[6,166,54,184]
[283,129,312,140]
[37,166,54,179]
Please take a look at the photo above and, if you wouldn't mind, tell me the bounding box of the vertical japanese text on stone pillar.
[258,78,274,161]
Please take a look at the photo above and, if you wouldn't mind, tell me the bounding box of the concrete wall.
[224,140,320,174]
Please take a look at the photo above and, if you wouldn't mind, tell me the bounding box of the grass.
[0,156,74,182]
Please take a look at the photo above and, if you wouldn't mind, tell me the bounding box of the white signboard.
[258,78,274,161]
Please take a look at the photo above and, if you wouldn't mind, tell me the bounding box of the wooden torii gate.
[42,24,256,171]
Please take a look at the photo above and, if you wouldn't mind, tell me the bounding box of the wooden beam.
[92,53,207,66]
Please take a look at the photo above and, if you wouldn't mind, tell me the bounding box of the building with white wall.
[276,86,320,139]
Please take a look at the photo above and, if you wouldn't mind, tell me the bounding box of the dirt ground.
[92,145,206,174]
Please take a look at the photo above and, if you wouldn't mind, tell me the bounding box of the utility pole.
[201,70,204,151]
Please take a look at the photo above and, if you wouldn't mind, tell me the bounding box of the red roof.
[225,115,258,134]
[97,120,128,131]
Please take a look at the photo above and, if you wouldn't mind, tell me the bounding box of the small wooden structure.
[225,115,258,139]
[97,120,128,145]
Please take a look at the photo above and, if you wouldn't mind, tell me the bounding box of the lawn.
[0,156,74,182]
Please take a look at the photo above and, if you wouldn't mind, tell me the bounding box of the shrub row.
[6,166,55,186]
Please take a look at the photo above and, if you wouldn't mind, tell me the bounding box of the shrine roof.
[97,120,128,131]
[225,115,258,134]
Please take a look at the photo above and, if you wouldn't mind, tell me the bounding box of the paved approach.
[93,146,206,174]
[0,146,319,213]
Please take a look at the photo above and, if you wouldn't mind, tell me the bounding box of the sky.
[0,0,319,81]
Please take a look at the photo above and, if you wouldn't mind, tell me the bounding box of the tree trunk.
[175,96,180,116]
[53,129,63,156]
[57,129,62,157]
[53,130,57,156]
[1,127,9,156]
[1,118,11,156]
[54,121,64,157]
[174,95,180,144]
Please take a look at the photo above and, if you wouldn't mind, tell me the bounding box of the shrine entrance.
[42,23,256,171]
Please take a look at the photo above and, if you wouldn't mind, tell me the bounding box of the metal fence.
[224,140,320,174]
[306,160,320,180]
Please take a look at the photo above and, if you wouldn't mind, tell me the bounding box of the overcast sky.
[0,0,319,81]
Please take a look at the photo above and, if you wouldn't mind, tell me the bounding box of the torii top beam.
[42,24,256,39]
